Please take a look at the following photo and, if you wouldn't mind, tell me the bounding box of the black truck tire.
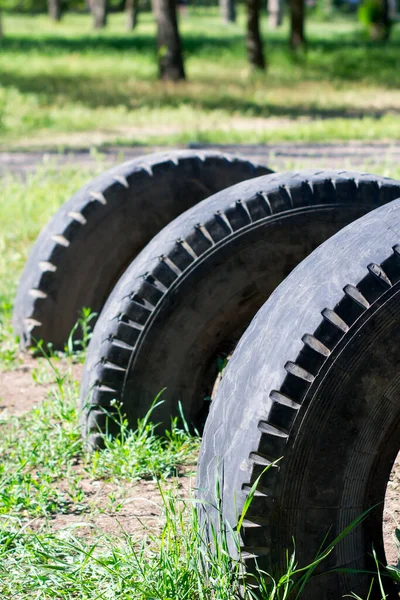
[13,150,271,349]
[80,170,400,451]
[197,198,400,599]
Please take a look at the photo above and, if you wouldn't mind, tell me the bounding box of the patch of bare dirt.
[0,356,82,416]
[2,142,400,178]
[31,469,196,540]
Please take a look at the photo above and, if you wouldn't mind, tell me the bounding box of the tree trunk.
[370,0,391,40]
[268,0,283,28]
[387,0,397,19]
[290,0,306,50]
[48,0,62,21]
[126,0,139,29]
[247,0,266,70]
[92,0,108,28]
[220,0,236,23]
[152,0,185,81]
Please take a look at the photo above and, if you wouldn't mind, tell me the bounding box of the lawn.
[1,10,400,149]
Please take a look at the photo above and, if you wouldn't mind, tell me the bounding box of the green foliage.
[385,527,400,584]
[87,398,199,480]
[358,0,383,26]
[358,0,391,40]
[65,306,97,362]
[0,301,20,369]
[2,0,125,15]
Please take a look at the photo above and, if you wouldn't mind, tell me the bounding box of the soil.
[0,354,398,567]
[0,355,197,543]
[31,468,196,541]
[0,355,82,416]
[2,141,400,178]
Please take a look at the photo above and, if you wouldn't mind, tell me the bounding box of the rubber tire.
[80,170,400,450]
[197,199,400,599]
[13,149,271,349]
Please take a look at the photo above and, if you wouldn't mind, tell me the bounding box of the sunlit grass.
[0,10,400,148]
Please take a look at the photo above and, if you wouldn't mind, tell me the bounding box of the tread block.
[246,193,272,221]
[331,178,359,204]
[343,285,369,310]
[257,428,288,459]
[294,342,327,377]
[113,321,141,345]
[123,301,152,325]
[168,243,195,271]
[381,251,400,285]
[377,181,400,205]
[35,271,55,294]
[104,340,133,369]
[47,242,69,264]
[357,179,380,205]
[251,463,280,487]
[334,294,366,327]
[97,362,126,387]
[357,273,390,305]
[280,372,311,403]
[152,260,179,288]
[367,263,392,288]
[268,398,300,432]
[88,386,120,408]
[185,227,213,256]
[267,188,292,213]
[289,181,314,208]
[203,214,231,243]
[224,202,251,231]
[312,178,340,205]
[140,279,164,305]
[313,317,347,350]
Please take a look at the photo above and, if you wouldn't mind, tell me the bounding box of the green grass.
[0,10,400,148]
[0,357,199,518]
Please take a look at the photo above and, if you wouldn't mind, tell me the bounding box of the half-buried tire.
[80,170,400,451]
[13,149,271,349]
[197,198,400,599]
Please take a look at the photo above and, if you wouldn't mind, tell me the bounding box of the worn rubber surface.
[80,170,400,450]
[197,199,400,599]
[13,149,271,349]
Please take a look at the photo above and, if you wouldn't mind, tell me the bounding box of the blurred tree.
[48,0,62,20]
[358,0,391,39]
[152,0,185,80]
[290,0,306,49]
[268,0,283,27]
[247,0,266,69]
[0,11,3,37]
[220,0,236,22]
[126,0,139,28]
[91,0,108,27]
